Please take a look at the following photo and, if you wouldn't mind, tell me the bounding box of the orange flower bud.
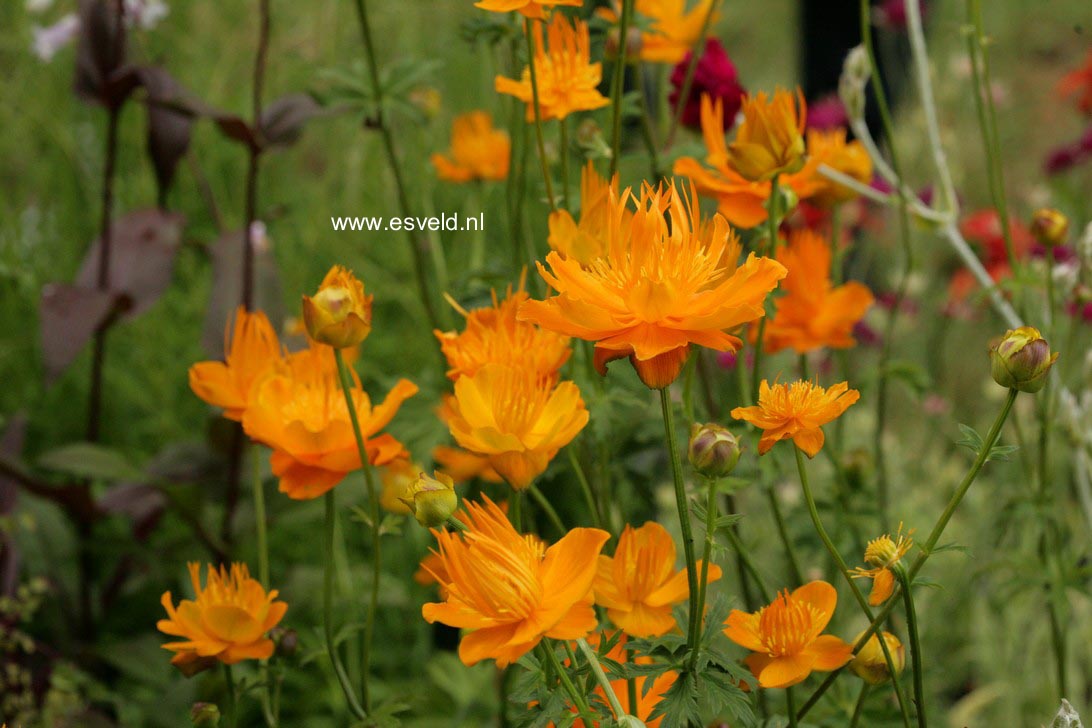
[849,631,905,685]
[1030,208,1069,248]
[301,266,373,348]
[727,88,807,182]
[989,326,1058,393]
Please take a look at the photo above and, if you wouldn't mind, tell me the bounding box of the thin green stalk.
[765,481,804,586]
[540,642,593,720]
[658,387,701,653]
[786,685,799,728]
[577,638,627,719]
[751,175,779,403]
[663,0,718,149]
[897,568,927,728]
[849,683,870,728]
[794,446,913,728]
[252,454,275,727]
[510,489,523,532]
[625,649,639,715]
[506,36,527,273]
[721,515,771,602]
[689,475,720,670]
[559,118,570,208]
[333,349,381,712]
[636,63,664,180]
[323,490,367,720]
[608,0,634,177]
[523,18,557,211]
[796,388,1019,721]
[567,448,602,528]
[223,664,238,728]
[528,484,566,536]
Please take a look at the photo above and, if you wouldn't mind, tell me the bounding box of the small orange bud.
[1030,208,1069,248]
[988,326,1058,393]
[301,266,373,348]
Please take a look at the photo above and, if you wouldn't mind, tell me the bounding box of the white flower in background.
[26,0,55,12]
[31,13,79,62]
[125,0,169,30]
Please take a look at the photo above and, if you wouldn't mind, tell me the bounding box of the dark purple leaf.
[38,283,116,382]
[98,483,165,542]
[140,68,194,200]
[200,228,283,357]
[259,93,321,149]
[74,0,125,106]
[215,115,259,150]
[75,208,185,320]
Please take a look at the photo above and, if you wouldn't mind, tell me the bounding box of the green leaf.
[38,442,144,482]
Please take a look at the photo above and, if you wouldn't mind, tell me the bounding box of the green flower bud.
[688,423,742,478]
[190,703,221,727]
[989,326,1058,393]
[400,471,458,528]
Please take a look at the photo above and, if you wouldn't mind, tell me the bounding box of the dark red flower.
[806,95,848,131]
[669,38,745,131]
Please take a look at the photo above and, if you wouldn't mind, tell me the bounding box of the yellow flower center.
[757,590,824,657]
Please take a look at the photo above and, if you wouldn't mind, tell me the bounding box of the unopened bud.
[688,423,742,478]
[190,703,221,727]
[1031,208,1069,248]
[400,471,458,527]
[989,326,1058,393]
[850,631,905,685]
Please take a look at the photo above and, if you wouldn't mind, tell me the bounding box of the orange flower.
[724,580,852,689]
[760,229,874,354]
[432,444,504,484]
[851,523,914,606]
[475,0,580,20]
[436,284,571,383]
[673,95,822,228]
[158,563,287,673]
[520,181,787,388]
[301,265,373,349]
[594,521,722,637]
[598,0,719,64]
[805,128,873,207]
[495,15,610,122]
[727,88,807,182]
[421,496,610,667]
[730,380,859,456]
[1058,49,1092,116]
[445,364,588,490]
[565,635,677,728]
[188,306,283,421]
[547,161,632,266]
[431,111,511,183]
[242,344,418,499]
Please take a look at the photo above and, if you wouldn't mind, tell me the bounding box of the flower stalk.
[896,568,928,728]
[523,18,557,211]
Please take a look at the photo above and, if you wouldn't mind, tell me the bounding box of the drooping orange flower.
[730,380,859,457]
[436,284,571,384]
[301,265,373,349]
[242,344,418,499]
[804,128,873,207]
[495,15,610,122]
[724,580,852,689]
[445,364,588,490]
[431,111,511,183]
[562,635,678,728]
[189,306,283,421]
[158,563,287,673]
[475,0,580,20]
[851,523,914,606]
[598,0,719,64]
[520,181,787,388]
[547,161,632,266]
[760,229,874,354]
[422,496,610,667]
[1058,49,1092,116]
[674,95,822,228]
[594,521,722,637]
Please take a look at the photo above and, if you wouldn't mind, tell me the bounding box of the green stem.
[636,63,664,180]
[510,489,523,532]
[577,638,627,719]
[689,475,720,671]
[796,388,1018,721]
[786,685,799,728]
[849,683,870,728]
[540,642,593,719]
[252,454,275,726]
[608,0,634,178]
[528,484,566,536]
[333,349,381,712]
[323,490,367,719]
[765,480,804,586]
[722,514,771,602]
[659,388,701,655]
[751,174,779,403]
[223,664,238,728]
[663,0,718,150]
[567,447,602,528]
[523,18,557,211]
[897,569,927,728]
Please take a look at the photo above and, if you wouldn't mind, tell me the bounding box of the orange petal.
[869,568,896,606]
[805,634,853,671]
[792,580,837,632]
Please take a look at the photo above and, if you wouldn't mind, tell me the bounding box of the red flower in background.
[1058,49,1092,116]
[946,209,1033,316]
[669,38,745,131]
[806,95,849,131]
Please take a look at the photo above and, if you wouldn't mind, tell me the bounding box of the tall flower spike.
[421,496,610,667]
[158,563,287,674]
[520,180,787,389]
[594,521,722,637]
[431,111,510,183]
[495,14,610,122]
[724,580,852,689]
[730,379,860,456]
[188,306,283,422]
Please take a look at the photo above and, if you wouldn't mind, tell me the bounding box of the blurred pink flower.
[806,95,848,131]
[669,38,745,131]
[31,13,78,62]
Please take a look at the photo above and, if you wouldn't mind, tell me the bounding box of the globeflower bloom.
[242,345,418,499]
[520,181,787,389]
[731,380,860,456]
[594,521,722,637]
[495,15,610,122]
[431,111,510,183]
[727,88,807,182]
[669,38,745,131]
[1058,49,1092,116]
[724,580,853,689]
[851,524,914,606]
[547,162,632,266]
[158,563,287,673]
[445,364,587,490]
[600,0,718,64]
[301,265,373,349]
[189,306,283,421]
[805,128,873,207]
[761,230,874,354]
[673,95,821,228]
[421,496,610,667]
[474,0,580,20]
